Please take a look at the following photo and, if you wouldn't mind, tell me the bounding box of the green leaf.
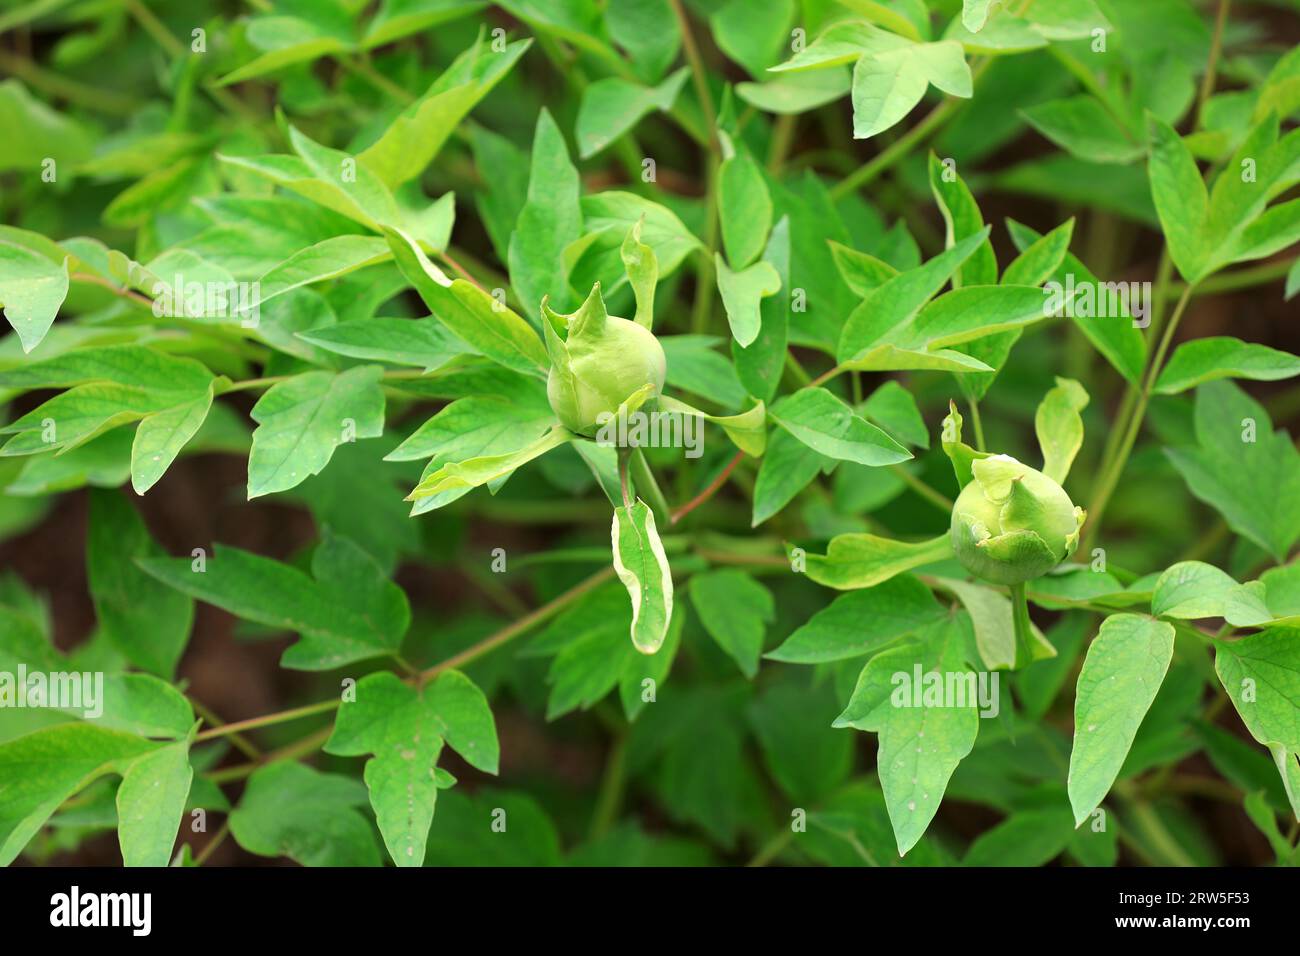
[387,395,554,464]
[572,192,702,294]
[714,255,781,348]
[298,317,472,369]
[248,365,386,499]
[1146,113,1210,282]
[621,218,658,330]
[229,762,380,867]
[718,148,773,269]
[576,68,688,159]
[405,424,570,501]
[117,740,193,868]
[838,227,990,364]
[0,723,157,866]
[385,226,548,375]
[325,670,497,866]
[752,426,829,526]
[749,681,854,803]
[657,395,767,457]
[711,0,794,78]
[689,570,773,676]
[964,804,1076,866]
[768,387,912,466]
[736,69,850,114]
[1215,627,1300,759]
[851,39,971,139]
[611,497,673,654]
[1067,614,1175,824]
[1034,376,1088,483]
[962,0,995,31]
[806,533,953,590]
[0,240,69,352]
[862,380,929,449]
[1164,381,1300,561]
[87,489,193,678]
[1021,96,1144,164]
[937,577,1055,671]
[767,574,944,663]
[0,346,215,466]
[605,0,681,82]
[138,533,409,671]
[1007,218,1146,383]
[358,38,529,187]
[1151,561,1243,619]
[1154,337,1300,394]
[509,108,583,316]
[834,615,981,855]
[732,215,791,403]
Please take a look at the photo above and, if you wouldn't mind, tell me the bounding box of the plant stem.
[889,465,954,512]
[631,448,671,519]
[829,97,956,200]
[190,701,261,759]
[967,399,986,451]
[1010,582,1034,669]
[588,732,629,840]
[668,0,719,151]
[671,450,744,524]
[1084,284,1195,549]
[195,568,615,746]
[193,822,230,866]
[1196,0,1232,127]
[747,826,795,867]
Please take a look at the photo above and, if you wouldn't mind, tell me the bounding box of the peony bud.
[950,454,1086,586]
[543,283,666,438]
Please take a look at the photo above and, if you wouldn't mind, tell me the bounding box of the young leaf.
[509,108,582,316]
[714,255,781,348]
[1153,337,1300,394]
[576,68,688,159]
[1146,113,1210,282]
[834,614,980,855]
[138,534,410,671]
[298,317,473,369]
[358,38,529,187]
[247,365,386,499]
[0,240,69,352]
[611,497,673,654]
[1034,377,1089,483]
[0,724,157,866]
[768,387,911,466]
[718,148,773,269]
[228,762,380,867]
[325,670,498,866]
[767,574,944,663]
[806,533,953,590]
[117,740,193,868]
[1067,614,1175,825]
[385,226,548,375]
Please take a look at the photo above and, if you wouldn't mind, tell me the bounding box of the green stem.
[1084,284,1195,549]
[1010,582,1034,669]
[631,448,671,519]
[967,399,986,452]
[888,465,954,513]
[588,733,629,840]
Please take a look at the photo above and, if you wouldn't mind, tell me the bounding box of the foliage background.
[1,0,1299,867]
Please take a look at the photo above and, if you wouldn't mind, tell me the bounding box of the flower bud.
[950,454,1085,586]
[543,283,666,438]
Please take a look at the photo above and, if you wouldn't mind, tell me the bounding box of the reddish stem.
[671,450,744,525]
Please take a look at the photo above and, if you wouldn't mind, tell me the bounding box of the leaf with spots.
[324,670,498,866]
